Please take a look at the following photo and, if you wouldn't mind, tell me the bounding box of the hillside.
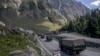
[60,9,100,38]
[46,0,90,20]
[0,0,89,33]
[0,25,41,56]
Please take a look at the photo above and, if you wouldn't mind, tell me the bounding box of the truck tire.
[69,52,73,55]
[76,51,80,54]
[68,50,74,55]
[61,47,64,51]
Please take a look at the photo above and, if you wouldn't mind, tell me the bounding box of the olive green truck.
[59,38,86,55]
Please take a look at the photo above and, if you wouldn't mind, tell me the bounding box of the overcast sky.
[76,0,100,9]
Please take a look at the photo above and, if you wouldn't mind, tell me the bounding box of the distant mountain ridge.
[46,0,90,20]
[0,0,90,32]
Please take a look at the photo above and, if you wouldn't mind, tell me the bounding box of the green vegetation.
[0,26,41,56]
[38,17,67,31]
[60,9,100,38]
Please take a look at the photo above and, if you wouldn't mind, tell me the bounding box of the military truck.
[59,38,86,55]
[46,35,53,41]
[40,34,45,39]
[37,33,45,39]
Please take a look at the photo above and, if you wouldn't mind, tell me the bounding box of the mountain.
[0,0,90,33]
[46,0,90,20]
[60,9,100,38]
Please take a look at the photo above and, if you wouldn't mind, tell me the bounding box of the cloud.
[91,0,100,6]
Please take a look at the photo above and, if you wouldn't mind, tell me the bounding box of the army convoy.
[37,33,86,55]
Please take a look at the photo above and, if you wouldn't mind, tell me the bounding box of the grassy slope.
[0,26,41,56]
[38,17,67,31]
[2,11,67,33]
[0,0,67,33]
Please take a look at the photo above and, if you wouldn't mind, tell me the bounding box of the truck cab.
[46,35,53,42]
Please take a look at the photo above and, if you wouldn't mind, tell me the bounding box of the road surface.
[57,32,100,44]
[36,32,100,56]
[40,38,100,56]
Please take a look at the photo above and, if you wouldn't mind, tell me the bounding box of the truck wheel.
[68,51,74,55]
[61,48,65,51]
[76,51,80,54]
[69,52,73,55]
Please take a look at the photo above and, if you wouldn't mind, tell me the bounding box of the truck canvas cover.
[61,38,85,47]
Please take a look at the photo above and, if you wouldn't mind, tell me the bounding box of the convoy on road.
[37,32,100,56]
[38,33,86,55]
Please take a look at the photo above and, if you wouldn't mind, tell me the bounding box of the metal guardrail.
[85,41,100,48]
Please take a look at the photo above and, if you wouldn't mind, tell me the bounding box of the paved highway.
[36,33,100,56]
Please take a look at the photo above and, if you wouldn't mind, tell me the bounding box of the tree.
[60,9,100,38]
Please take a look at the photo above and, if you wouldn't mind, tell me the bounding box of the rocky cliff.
[0,0,90,32]
[47,0,90,19]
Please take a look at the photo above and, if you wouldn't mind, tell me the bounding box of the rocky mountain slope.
[45,0,90,20]
[0,0,90,33]
[0,25,41,56]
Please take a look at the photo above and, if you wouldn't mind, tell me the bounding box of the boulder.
[8,46,38,56]
[25,46,38,56]
[8,50,28,56]
[0,21,5,27]
[0,29,6,36]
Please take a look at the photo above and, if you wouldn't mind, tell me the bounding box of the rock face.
[8,50,28,56]
[0,21,5,26]
[8,47,38,56]
[0,0,90,32]
[25,46,38,56]
[1,0,22,8]
[46,0,90,20]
